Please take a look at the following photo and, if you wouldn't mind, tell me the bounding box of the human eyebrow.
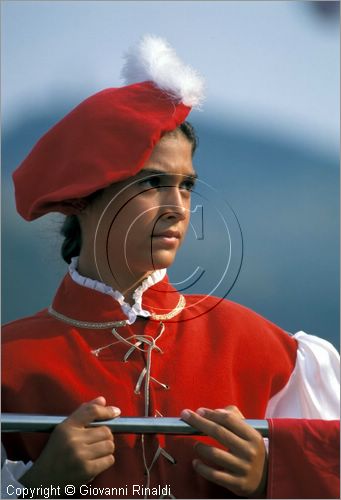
[140,169,198,180]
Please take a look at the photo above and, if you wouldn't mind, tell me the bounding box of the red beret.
[13,35,204,221]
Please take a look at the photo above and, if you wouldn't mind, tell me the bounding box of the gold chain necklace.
[47,295,185,329]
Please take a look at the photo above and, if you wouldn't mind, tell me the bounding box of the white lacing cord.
[113,323,177,498]
[93,322,176,498]
[124,342,143,361]
[91,334,143,358]
[141,437,176,499]
[111,323,166,417]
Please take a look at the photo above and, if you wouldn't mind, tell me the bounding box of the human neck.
[77,252,151,304]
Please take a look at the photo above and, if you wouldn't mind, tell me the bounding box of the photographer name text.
[7,483,172,498]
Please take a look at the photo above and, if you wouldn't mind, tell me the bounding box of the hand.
[20,396,120,490]
[180,406,267,498]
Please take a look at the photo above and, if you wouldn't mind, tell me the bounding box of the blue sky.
[2,1,339,152]
[2,1,339,345]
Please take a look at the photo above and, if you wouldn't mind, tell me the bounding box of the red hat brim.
[13,81,190,221]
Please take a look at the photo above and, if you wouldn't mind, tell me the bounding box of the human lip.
[152,230,181,246]
[152,230,181,239]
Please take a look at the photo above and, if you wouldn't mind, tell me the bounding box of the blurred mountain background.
[2,1,339,348]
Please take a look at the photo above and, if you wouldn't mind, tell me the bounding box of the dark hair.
[60,215,82,264]
[178,121,198,155]
[60,120,198,264]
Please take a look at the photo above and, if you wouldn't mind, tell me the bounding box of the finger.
[180,409,245,452]
[89,396,107,406]
[67,399,121,427]
[85,439,115,460]
[221,405,245,419]
[192,458,239,491]
[195,408,264,460]
[83,425,114,445]
[194,443,245,475]
[89,454,115,477]
[196,407,258,441]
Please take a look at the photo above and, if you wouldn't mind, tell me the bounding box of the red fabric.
[12,82,190,221]
[267,418,340,499]
[2,275,298,498]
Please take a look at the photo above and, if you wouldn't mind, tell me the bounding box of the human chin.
[150,247,178,270]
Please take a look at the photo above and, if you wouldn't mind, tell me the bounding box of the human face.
[80,132,196,289]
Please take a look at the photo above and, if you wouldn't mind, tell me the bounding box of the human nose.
[159,186,188,221]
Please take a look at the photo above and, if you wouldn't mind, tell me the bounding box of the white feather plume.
[121,34,205,108]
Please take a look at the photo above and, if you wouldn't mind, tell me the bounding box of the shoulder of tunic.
[182,292,292,332]
[180,293,298,365]
[2,308,60,344]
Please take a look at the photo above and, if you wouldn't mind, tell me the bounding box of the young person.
[2,35,339,499]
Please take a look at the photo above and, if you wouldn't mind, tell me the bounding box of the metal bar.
[1,413,269,437]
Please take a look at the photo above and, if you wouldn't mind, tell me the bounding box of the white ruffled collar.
[68,257,167,325]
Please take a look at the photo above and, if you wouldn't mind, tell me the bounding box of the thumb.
[66,396,121,428]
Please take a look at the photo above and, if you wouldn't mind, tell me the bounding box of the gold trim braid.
[47,295,186,329]
[149,295,186,320]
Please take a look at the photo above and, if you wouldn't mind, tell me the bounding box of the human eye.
[138,175,161,189]
[180,177,196,192]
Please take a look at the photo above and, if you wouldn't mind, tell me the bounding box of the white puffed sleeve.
[1,443,32,499]
[265,331,340,419]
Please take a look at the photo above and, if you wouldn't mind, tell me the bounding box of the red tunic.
[2,274,298,498]
[268,418,340,499]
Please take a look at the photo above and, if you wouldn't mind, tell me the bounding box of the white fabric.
[69,256,167,325]
[3,330,339,495]
[1,459,32,499]
[121,35,205,108]
[265,331,340,419]
[1,262,167,496]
